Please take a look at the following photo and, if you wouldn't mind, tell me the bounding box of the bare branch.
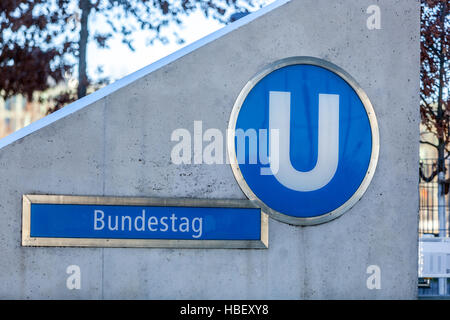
[420,140,439,149]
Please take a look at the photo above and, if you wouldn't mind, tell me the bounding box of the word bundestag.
[93,209,203,238]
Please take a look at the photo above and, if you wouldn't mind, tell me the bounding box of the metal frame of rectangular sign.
[22,195,268,249]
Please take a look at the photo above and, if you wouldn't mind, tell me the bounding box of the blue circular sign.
[228,57,379,225]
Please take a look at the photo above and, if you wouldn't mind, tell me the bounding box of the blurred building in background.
[419,105,450,299]
[0,80,85,140]
[0,95,48,138]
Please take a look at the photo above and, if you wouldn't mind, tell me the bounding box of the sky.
[87,11,224,82]
[83,2,273,84]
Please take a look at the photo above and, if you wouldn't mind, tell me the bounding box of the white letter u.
[268,91,339,191]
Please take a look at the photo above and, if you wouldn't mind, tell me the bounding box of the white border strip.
[0,0,290,150]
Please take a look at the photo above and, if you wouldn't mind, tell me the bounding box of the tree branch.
[420,140,438,148]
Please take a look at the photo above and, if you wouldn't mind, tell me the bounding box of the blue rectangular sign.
[22,195,268,248]
[30,204,261,240]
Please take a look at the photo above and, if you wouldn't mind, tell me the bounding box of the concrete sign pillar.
[0,0,419,299]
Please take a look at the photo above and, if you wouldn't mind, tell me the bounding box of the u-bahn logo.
[227,57,379,225]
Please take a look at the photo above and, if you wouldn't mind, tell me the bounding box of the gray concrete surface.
[0,0,419,299]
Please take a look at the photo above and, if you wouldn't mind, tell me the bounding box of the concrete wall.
[0,0,419,299]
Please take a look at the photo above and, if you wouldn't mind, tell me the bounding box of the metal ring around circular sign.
[227,56,380,226]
